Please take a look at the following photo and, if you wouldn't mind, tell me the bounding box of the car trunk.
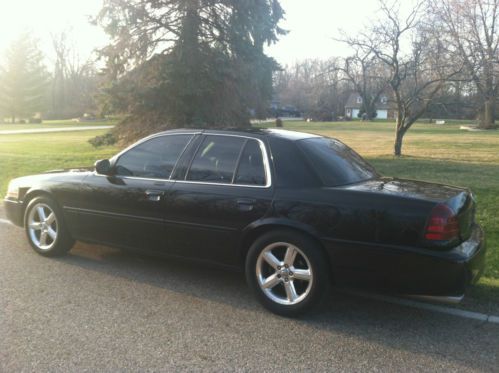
[342,177,476,245]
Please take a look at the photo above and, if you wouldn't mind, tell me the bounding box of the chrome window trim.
[93,132,273,189]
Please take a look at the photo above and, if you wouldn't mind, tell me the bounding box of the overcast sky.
[0,0,393,67]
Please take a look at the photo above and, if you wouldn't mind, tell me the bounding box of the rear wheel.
[24,196,74,257]
[246,230,330,316]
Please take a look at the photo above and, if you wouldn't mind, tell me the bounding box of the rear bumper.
[324,224,486,299]
[458,224,486,287]
[3,198,24,227]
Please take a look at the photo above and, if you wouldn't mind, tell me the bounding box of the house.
[344,93,394,120]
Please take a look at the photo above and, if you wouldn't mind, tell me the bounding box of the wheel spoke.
[47,227,57,240]
[284,246,297,267]
[262,251,281,269]
[37,206,46,221]
[29,222,43,230]
[39,231,48,246]
[45,213,55,225]
[261,273,281,289]
[284,281,298,302]
[292,268,311,282]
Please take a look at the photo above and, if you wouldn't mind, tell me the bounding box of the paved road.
[0,125,114,135]
[0,210,498,372]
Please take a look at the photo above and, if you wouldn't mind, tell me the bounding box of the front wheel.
[24,196,74,257]
[245,230,330,317]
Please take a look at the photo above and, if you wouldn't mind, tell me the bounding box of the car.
[4,128,486,316]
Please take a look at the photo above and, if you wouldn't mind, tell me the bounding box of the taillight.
[424,204,460,241]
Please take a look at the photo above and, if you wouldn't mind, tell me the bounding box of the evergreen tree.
[95,0,285,142]
[0,34,49,122]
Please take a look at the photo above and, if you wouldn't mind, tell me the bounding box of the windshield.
[297,137,378,186]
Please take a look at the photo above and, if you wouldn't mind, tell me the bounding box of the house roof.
[344,93,393,110]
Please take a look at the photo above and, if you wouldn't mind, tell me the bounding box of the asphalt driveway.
[0,208,497,372]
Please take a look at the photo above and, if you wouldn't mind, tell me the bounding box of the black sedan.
[4,129,486,316]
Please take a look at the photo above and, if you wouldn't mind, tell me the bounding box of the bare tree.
[430,0,499,128]
[274,58,348,120]
[49,31,99,118]
[337,48,389,120]
[341,0,461,155]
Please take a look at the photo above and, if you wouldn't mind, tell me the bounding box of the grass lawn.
[0,119,117,131]
[0,130,118,194]
[0,122,498,302]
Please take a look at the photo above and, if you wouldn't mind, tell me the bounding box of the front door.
[76,133,195,252]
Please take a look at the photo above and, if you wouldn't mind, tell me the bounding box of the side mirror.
[94,159,112,175]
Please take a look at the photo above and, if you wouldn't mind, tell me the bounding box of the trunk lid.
[342,177,476,243]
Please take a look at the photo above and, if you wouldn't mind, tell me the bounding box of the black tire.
[245,229,330,317]
[24,195,75,257]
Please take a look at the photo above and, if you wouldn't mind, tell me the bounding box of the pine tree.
[0,34,49,123]
[95,0,285,143]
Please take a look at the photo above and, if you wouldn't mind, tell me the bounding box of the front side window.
[186,135,245,183]
[114,134,192,179]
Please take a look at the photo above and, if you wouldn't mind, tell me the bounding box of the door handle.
[236,198,256,211]
[145,190,164,202]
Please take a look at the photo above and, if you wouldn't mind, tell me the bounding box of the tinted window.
[235,140,266,186]
[170,135,203,180]
[187,135,245,183]
[115,134,192,179]
[269,137,320,188]
[297,137,378,186]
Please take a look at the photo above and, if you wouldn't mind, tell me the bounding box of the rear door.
[77,133,195,251]
[165,134,274,267]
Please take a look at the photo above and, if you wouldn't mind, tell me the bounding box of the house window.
[380,96,387,104]
[356,96,362,104]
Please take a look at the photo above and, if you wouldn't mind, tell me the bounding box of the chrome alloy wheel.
[27,203,58,251]
[256,242,313,305]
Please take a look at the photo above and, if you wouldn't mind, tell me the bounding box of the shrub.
[89,132,117,147]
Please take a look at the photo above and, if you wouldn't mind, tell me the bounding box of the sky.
[0,0,393,68]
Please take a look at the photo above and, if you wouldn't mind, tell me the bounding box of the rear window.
[297,137,378,186]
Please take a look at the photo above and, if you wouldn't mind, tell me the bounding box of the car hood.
[339,177,469,203]
[8,168,93,188]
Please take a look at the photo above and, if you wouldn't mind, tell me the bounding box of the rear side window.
[186,135,245,183]
[297,137,378,186]
[115,134,192,179]
[234,140,266,186]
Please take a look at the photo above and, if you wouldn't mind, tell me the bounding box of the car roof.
[152,128,321,141]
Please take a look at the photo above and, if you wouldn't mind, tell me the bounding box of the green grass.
[0,119,117,131]
[257,120,499,285]
[0,130,118,194]
[0,121,497,298]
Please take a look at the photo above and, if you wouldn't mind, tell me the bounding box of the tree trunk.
[479,98,495,129]
[394,110,405,156]
[394,130,404,156]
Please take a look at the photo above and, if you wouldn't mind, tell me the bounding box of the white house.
[344,93,394,119]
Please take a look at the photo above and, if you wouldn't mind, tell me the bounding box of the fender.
[239,217,321,259]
